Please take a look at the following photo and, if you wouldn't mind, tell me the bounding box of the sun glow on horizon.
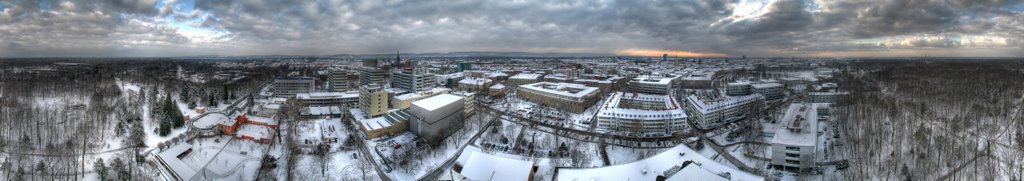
[617,49,729,57]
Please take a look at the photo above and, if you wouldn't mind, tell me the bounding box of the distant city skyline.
[1,0,1022,57]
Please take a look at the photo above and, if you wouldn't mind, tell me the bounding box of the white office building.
[726,81,752,96]
[596,92,688,136]
[751,82,785,102]
[272,76,315,98]
[391,68,437,92]
[685,94,765,129]
[328,68,349,92]
[628,75,677,95]
[770,103,819,171]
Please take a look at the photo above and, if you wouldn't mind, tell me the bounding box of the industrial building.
[595,92,688,135]
[271,76,314,98]
[409,94,466,145]
[516,82,600,113]
[770,103,819,171]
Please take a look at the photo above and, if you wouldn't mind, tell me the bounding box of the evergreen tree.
[112,157,128,180]
[94,158,108,180]
[163,95,185,128]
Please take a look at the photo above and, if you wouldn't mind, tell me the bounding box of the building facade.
[725,81,752,96]
[391,88,451,110]
[359,84,388,118]
[628,75,677,95]
[770,103,819,171]
[595,92,688,136]
[409,94,466,145]
[358,66,386,87]
[516,82,600,113]
[329,68,349,92]
[391,68,437,92]
[272,76,315,98]
[685,94,765,129]
[752,82,785,102]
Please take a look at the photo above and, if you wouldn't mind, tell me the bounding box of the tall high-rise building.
[358,66,386,86]
[390,61,437,92]
[328,68,349,92]
[359,84,388,118]
[663,53,668,62]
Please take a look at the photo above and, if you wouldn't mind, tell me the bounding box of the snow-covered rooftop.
[458,78,492,85]
[687,94,764,114]
[295,92,358,100]
[750,82,783,89]
[394,87,451,100]
[510,73,542,80]
[631,75,676,85]
[519,82,599,98]
[771,103,819,147]
[156,143,198,180]
[683,72,713,81]
[193,113,231,129]
[555,144,763,181]
[490,83,505,89]
[460,151,534,181]
[412,94,463,111]
[597,92,687,120]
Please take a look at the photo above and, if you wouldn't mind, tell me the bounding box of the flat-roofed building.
[517,82,600,113]
[770,103,819,171]
[457,151,536,181]
[409,94,466,145]
[357,66,386,86]
[351,108,411,139]
[451,91,476,118]
[391,68,437,92]
[685,94,765,129]
[595,92,688,136]
[458,78,493,92]
[809,91,849,103]
[391,87,451,110]
[272,76,314,98]
[328,68,349,92]
[555,144,763,181]
[359,84,388,118]
[508,73,542,87]
[296,92,359,108]
[752,82,785,102]
[628,75,677,95]
[682,72,714,89]
[726,81,752,96]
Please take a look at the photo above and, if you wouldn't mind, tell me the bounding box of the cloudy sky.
[1,0,1023,57]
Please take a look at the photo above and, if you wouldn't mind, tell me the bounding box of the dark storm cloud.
[0,0,1022,57]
